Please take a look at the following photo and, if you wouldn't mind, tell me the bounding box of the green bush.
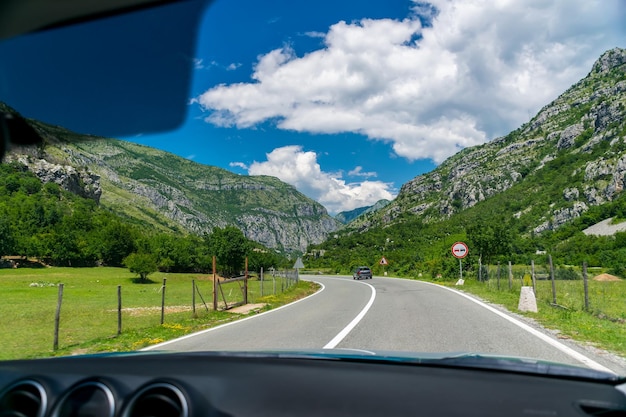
[554,266,580,280]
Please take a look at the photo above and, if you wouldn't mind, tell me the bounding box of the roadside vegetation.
[306,187,626,280]
[434,275,626,358]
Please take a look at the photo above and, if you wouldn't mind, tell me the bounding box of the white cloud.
[348,166,377,178]
[196,0,624,163]
[303,31,326,38]
[229,161,248,169]
[248,146,395,214]
[193,58,204,70]
[192,58,240,72]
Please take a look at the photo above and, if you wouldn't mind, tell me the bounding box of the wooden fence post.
[192,280,197,318]
[497,262,500,290]
[53,283,64,351]
[160,278,167,325]
[117,285,122,336]
[583,262,589,311]
[508,261,513,290]
[212,256,217,311]
[244,257,248,305]
[549,254,556,304]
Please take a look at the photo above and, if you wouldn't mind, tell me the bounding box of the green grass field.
[0,267,314,360]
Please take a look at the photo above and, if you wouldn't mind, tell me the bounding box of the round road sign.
[451,242,468,259]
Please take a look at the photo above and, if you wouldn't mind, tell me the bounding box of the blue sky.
[2,0,625,215]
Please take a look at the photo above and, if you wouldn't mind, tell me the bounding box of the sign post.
[379,256,388,276]
[293,257,304,282]
[451,242,468,285]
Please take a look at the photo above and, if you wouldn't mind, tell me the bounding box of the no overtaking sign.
[451,242,468,259]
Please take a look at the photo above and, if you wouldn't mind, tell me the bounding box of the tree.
[466,220,512,264]
[0,217,15,257]
[149,234,204,272]
[247,245,283,271]
[205,226,249,277]
[124,253,158,282]
[98,220,136,266]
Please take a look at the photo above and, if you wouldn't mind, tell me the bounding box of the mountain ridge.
[347,47,626,236]
[3,112,341,253]
[335,199,391,224]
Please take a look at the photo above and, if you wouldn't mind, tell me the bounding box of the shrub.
[554,267,580,280]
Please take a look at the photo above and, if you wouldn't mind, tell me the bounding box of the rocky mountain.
[349,47,626,235]
[2,107,341,253]
[335,199,391,224]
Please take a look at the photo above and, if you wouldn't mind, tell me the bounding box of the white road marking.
[419,280,615,374]
[323,280,376,349]
[141,281,326,351]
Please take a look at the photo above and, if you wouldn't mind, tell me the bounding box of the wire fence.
[42,264,301,353]
[466,257,625,323]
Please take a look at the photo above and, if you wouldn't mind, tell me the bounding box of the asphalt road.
[146,275,626,375]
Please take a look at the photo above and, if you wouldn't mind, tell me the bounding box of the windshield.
[0,0,625,378]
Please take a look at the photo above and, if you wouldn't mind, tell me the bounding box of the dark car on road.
[353,266,373,280]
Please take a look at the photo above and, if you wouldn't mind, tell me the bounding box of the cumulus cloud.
[248,146,394,214]
[195,0,624,163]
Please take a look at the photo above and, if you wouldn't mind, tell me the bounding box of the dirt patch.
[592,273,622,282]
[195,274,228,282]
[227,303,267,314]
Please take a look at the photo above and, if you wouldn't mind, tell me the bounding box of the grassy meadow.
[0,267,315,360]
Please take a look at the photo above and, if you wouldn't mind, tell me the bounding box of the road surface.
[145,275,626,375]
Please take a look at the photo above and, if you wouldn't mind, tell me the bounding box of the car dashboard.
[1,351,626,417]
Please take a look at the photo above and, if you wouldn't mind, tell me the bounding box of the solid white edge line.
[417,280,615,375]
[323,280,376,349]
[141,281,326,351]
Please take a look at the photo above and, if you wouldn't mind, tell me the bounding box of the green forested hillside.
[0,162,286,273]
